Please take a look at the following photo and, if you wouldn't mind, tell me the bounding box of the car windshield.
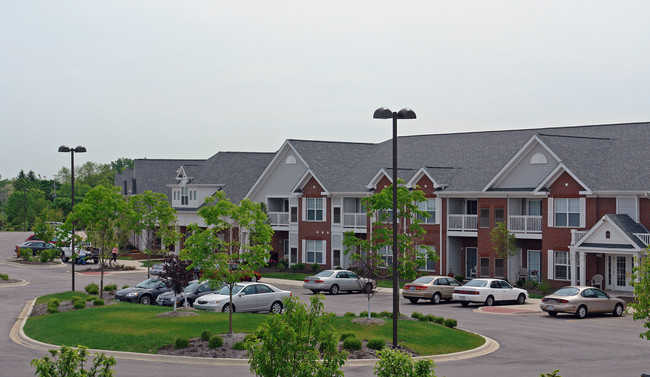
[412,277,434,284]
[216,285,244,295]
[553,287,580,296]
[136,278,160,289]
[184,281,200,292]
[316,270,335,277]
[465,279,488,287]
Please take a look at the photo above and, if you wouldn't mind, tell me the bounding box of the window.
[554,251,570,280]
[555,198,580,227]
[379,246,393,267]
[333,207,341,224]
[479,258,490,277]
[495,209,504,224]
[494,258,505,278]
[333,249,341,267]
[466,200,478,215]
[417,245,436,271]
[480,209,490,228]
[417,198,436,224]
[528,200,542,216]
[290,207,298,223]
[306,240,323,264]
[181,187,189,205]
[307,198,323,221]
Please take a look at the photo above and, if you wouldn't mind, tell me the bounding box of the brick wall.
[298,177,331,267]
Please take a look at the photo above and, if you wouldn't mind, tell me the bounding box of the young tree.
[32,210,55,243]
[66,186,130,298]
[489,221,518,258]
[159,254,195,311]
[127,191,179,278]
[31,345,116,377]
[630,247,650,340]
[180,191,273,334]
[246,294,347,377]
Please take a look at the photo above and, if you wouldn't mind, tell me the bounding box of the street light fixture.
[58,145,87,292]
[373,107,416,347]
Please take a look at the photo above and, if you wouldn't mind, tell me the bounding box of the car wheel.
[575,305,587,319]
[613,303,623,317]
[270,301,283,314]
[139,295,152,305]
[548,311,558,317]
[222,303,235,313]
[432,292,441,305]
[460,301,470,307]
[484,296,495,306]
[329,284,339,295]
[516,293,526,305]
[93,258,99,264]
[408,298,419,304]
[61,253,69,263]
[310,290,319,294]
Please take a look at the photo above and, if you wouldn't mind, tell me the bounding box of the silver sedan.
[193,282,291,314]
[303,269,376,295]
[540,286,627,319]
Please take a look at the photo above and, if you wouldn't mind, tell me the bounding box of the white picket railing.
[509,215,542,234]
[268,212,290,226]
[448,214,478,231]
[343,213,367,229]
[635,233,650,246]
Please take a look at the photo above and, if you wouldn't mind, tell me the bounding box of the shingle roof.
[606,214,650,249]
[127,159,205,202]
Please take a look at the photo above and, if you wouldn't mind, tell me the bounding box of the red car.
[25,234,59,245]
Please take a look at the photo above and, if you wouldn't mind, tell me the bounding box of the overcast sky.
[2,1,649,180]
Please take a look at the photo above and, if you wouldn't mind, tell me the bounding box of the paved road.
[1,231,649,377]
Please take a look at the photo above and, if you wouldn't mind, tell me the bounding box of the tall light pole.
[373,107,416,347]
[59,145,87,292]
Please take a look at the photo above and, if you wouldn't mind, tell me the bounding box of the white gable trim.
[366,168,392,190]
[245,140,308,200]
[406,167,444,189]
[483,135,562,192]
[291,169,330,195]
[574,215,644,251]
[533,163,592,195]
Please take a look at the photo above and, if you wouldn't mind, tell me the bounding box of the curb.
[0,279,29,288]
[12,299,499,367]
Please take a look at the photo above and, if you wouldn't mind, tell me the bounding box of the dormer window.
[605,231,611,239]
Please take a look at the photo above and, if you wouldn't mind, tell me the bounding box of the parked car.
[403,275,462,304]
[114,278,172,305]
[156,280,223,307]
[452,278,528,307]
[15,241,60,256]
[25,234,59,245]
[193,282,291,313]
[540,286,626,319]
[303,269,376,295]
[150,263,166,276]
[60,243,99,264]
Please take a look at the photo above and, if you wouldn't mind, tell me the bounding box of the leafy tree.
[246,294,347,377]
[33,210,55,243]
[66,186,130,298]
[5,188,50,231]
[180,191,273,334]
[127,191,179,278]
[110,157,134,173]
[374,347,436,377]
[31,345,116,377]
[489,221,518,258]
[631,246,650,340]
[159,254,195,311]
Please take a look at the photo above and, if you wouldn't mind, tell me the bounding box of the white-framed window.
[417,198,436,224]
[555,198,580,227]
[181,187,189,205]
[554,251,571,280]
[306,240,324,264]
[307,198,324,221]
[417,245,436,271]
[379,245,393,267]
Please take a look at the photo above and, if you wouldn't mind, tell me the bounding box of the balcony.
[571,230,588,245]
[448,214,478,232]
[509,215,542,235]
[343,212,367,229]
[268,212,290,227]
[635,233,650,246]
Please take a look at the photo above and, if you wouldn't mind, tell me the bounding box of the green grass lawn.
[24,300,484,356]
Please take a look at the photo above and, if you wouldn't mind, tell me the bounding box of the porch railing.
[268,212,290,226]
[508,215,542,234]
[343,213,367,229]
[448,214,478,232]
[635,233,650,246]
[571,229,588,245]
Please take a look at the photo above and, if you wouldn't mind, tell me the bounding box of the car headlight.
[126,292,139,297]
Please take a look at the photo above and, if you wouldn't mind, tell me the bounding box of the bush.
[208,335,223,349]
[538,280,552,294]
[86,295,98,302]
[201,330,213,341]
[0,273,8,280]
[31,345,116,376]
[523,280,538,291]
[444,319,457,328]
[379,311,393,319]
[174,338,189,349]
[39,251,50,263]
[93,298,105,306]
[360,311,369,318]
[103,284,117,291]
[375,347,436,377]
[310,263,320,272]
[342,337,362,351]
[344,312,356,317]
[411,311,422,319]
[339,332,356,342]
[290,263,304,271]
[276,259,288,270]
[47,298,60,314]
[418,315,429,322]
[232,341,246,350]
[367,338,386,351]
[19,248,32,260]
[454,275,465,283]
[84,283,99,295]
[122,285,129,289]
[433,316,445,325]
[72,296,86,310]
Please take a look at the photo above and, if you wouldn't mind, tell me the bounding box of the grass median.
[24,296,484,356]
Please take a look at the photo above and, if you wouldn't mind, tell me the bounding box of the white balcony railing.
[268,212,290,226]
[448,214,478,232]
[343,213,367,229]
[635,233,650,246]
[571,229,588,245]
[509,215,542,234]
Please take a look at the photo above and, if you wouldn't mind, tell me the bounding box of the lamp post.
[58,145,87,292]
[373,107,416,347]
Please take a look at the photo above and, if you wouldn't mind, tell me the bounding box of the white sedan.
[193,282,291,314]
[452,278,528,307]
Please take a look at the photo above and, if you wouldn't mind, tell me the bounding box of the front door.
[607,255,633,292]
[466,247,477,278]
[528,250,541,282]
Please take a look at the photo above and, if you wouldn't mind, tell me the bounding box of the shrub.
[360,311,369,318]
[84,283,99,295]
[538,280,552,294]
[433,316,445,325]
[19,248,32,260]
[86,295,98,302]
[232,341,246,350]
[93,298,105,306]
[367,339,385,351]
[103,284,117,291]
[444,319,457,328]
[418,315,429,322]
[0,273,8,280]
[339,332,356,342]
[523,280,538,291]
[201,330,213,341]
[370,312,379,318]
[174,338,189,349]
[411,311,422,319]
[375,347,436,377]
[344,312,356,317]
[290,263,304,271]
[310,263,320,272]
[208,335,223,349]
[47,298,60,314]
[342,337,362,351]
[454,275,465,283]
[40,251,50,263]
[276,259,288,270]
[72,296,86,310]
[122,285,129,289]
[31,345,115,376]
[379,311,393,319]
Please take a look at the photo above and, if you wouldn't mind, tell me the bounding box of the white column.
[570,251,577,286]
[579,251,586,286]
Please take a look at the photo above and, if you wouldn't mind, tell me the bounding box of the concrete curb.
[12,299,499,367]
[0,279,29,288]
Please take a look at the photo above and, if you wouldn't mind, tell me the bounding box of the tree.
[110,157,134,173]
[66,186,130,298]
[374,347,436,377]
[180,191,273,334]
[246,294,347,377]
[630,246,650,340]
[33,210,55,243]
[159,254,195,311]
[127,191,179,278]
[489,221,518,259]
[31,345,116,377]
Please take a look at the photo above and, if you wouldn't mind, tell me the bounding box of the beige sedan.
[402,275,462,304]
[540,286,626,319]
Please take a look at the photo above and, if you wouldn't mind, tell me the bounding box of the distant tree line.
[0,158,133,231]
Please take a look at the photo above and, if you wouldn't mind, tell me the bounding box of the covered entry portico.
[569,214,649,293]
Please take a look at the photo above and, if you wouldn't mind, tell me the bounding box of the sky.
[2,1,650,180]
